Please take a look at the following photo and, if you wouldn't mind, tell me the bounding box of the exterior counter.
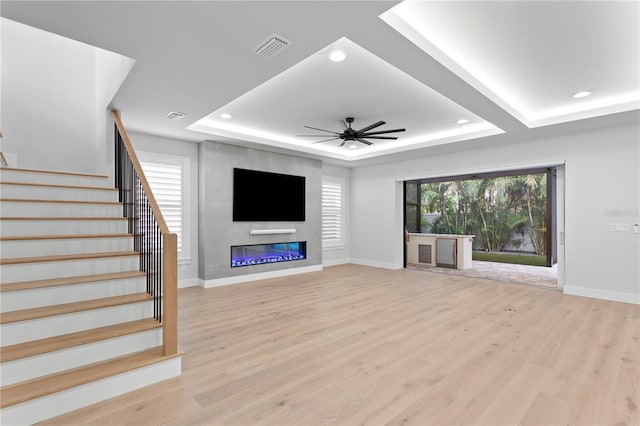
[407,233,474,270]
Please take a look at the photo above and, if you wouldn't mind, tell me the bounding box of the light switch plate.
[610,223,631,232]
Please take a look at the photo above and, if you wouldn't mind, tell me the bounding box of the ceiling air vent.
[165,111,186,120]
[253,33,292,59]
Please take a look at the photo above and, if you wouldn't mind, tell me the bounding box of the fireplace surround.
[231,241,307,268]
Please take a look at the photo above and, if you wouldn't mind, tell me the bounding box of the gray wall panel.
[198,141,322,280]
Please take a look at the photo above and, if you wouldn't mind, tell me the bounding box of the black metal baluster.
[114,124,164,326]
[155,219,159,320]
[154,220,158,320]
[128,160,134,234]
[146,199,151,294]
[159,222,162,322]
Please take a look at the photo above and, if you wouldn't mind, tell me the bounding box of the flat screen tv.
[233,168,305,222]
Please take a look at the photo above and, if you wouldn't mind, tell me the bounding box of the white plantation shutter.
[140,161,183,253]
[322,179,344,246]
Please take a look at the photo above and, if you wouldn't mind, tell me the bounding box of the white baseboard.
[322,258,351,267]
[349,258,403,270]
[178,278,200,288]
[563,285,640,305]
[200,265,323,288]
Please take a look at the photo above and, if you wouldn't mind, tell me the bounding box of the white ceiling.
[382,0,640,128]
[189,36,503,161]
[2,1,638,167]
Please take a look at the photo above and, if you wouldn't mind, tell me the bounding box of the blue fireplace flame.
[231,241,306,267]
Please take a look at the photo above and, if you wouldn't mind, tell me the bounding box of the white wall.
[322,164,351,266]
[350,122,640,304]
[94,49,135,177]
[1,18,133,174]
[128,131,199,288]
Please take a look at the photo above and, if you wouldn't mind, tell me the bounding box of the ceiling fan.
[298,117,406,147]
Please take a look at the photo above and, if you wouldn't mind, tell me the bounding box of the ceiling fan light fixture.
[329,50,346,62]
[299,117,405,148]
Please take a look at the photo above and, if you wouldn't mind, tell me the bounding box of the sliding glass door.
[403,167,558,268]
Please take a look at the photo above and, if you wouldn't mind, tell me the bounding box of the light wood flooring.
[42,264,639,425]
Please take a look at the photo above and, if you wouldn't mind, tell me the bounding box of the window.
[322,177,345,248]
[139,152,190,263]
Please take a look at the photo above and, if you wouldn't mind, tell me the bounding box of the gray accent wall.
[198,141,322,281]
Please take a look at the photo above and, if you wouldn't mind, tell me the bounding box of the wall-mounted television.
[233,168,306,222]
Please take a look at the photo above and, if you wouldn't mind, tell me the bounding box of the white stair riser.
[0,256,139,283]
[1,277,146,312]
[0,184,119,202]
[1,329,162,386]
[0,170,110,187]
[0,219,128,236]
[0,356,182,426]
[0,301,154,346]
[0,201,122,218]
[0,237,134,258]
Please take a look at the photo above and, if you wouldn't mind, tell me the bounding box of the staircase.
[0,165,182,424]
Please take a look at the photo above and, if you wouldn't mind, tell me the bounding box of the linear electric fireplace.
[231,241,306,268]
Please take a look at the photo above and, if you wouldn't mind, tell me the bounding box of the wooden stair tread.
[0,250,138,265]
[0,217,128,221]
[0,233,133,242]
[0,181,117,191]
[0,198,121,205]
[0,319,161,363]
[0,347,182,408]
[0,293,153,324]
[0,167,108,179]
[0,271,145,292]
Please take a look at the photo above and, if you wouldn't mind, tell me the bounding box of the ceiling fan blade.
[297,135,337,137]
[361,128,406,136]
[359,136,398,140]
[356,138,373,146]
[311,138,340,144]
[339,120,348,130]
[303,125,340,134]
[356,121,385,133]
[339,140,346,147]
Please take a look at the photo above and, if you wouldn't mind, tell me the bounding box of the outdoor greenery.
[472,251,547,267]
[420,174,548,255]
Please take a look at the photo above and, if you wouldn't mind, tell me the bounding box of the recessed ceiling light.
[165,111,186,120]
[329,50,346,62]
[220,113,232,119]
[572,91,591,99]
[349,143,358,149]
[457,119,469,125]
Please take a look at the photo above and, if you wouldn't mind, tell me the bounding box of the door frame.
[402,166,562,270]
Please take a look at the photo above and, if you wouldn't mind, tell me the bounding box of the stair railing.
[112,110,178,356]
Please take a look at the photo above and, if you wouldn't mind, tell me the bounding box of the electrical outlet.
[634,224,639,234]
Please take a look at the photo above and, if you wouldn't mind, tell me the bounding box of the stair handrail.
[112,110,178,356]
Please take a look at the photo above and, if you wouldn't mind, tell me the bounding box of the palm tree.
[419,173,547,255]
